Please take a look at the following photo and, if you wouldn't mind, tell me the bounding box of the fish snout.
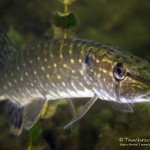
[140,90,150,101]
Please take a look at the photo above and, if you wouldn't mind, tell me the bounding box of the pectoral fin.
[7,98,47,136]
[64,94,98,129]
[67,98,76,117]
[23,99,47,130]
[112,101,133,113]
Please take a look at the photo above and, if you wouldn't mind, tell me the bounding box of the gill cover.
[83,48,133,112]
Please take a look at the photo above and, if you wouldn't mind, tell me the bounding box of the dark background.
[0,0,150,149]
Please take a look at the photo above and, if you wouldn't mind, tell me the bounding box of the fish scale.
[0,35,149,135]
[0,39,94,103]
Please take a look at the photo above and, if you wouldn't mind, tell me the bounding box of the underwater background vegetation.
[0,0,150,149]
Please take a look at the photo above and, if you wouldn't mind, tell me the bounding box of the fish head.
[115,53,150,103]
[83,47,150,103]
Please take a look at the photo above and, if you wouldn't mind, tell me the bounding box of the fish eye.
[113,63,126,80]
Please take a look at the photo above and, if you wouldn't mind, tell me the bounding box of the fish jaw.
[82,48,118,102]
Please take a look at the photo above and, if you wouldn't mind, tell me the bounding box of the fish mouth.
[136,90,150,102]
[120,86,150,102]
[129,75,149,89]
[125,89,150,103]
[135,72,150,102]
[118,80,150,103]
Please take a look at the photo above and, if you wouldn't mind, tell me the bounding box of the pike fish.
[0,31,150,135]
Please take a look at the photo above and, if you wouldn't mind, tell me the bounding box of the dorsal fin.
[7,99,47,136]
[0,30,16,71]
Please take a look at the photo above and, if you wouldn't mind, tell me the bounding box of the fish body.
[0,39,96,104]
[0,38,149,103]
[0,33,150,135]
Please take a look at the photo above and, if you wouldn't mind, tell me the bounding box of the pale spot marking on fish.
[52,83,56,88]
[20,77,24,81]
[57,75,61,79]
[63,64,67,68]
[72,70,75,74]
[54,63,57,68]
[102,69,107,74]
[48,65,51,69]
[41,66,45,71]
[80,70,83,75]
[62,82,66,87]
[70,58,75,64]
[29,60,33,64]
[79,82,84,87]
[102,58,112,64]
[79,59,82,63]
[96,59,100,63]
[59,40,64,60]
[8,82,12,87]
[50,53,54,58]
[23,63,26,67]
[69,43,73,56]
[37,56,40,61]
[71,82,78,92]
[25,72,29,76]
[30,83,34,87]
[69,50,73,55]
[46,74,50,79]
[14,79,17,84]
[44,58,48,62]
[60,54,63,60]
[33,70,37,75]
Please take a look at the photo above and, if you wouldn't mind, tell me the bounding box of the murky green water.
[0,0,150,149]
